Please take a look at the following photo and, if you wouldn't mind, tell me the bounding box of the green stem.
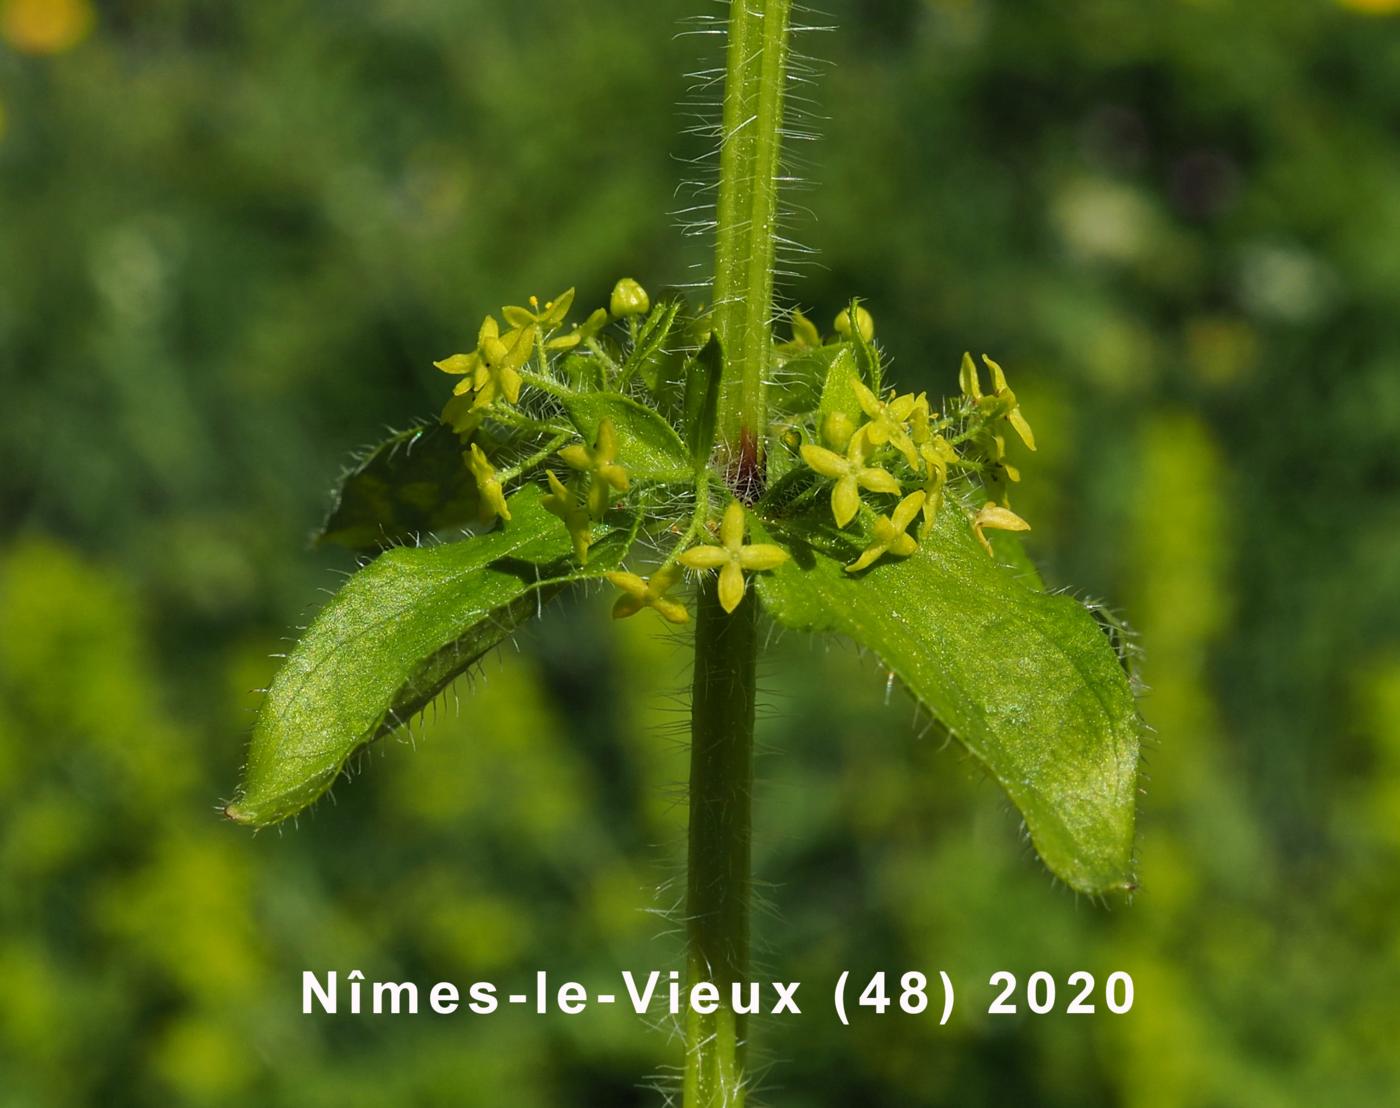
[496,432,570,483]
[685,582,758,1108]
[518,368,573,400]
[683,5,792,1104]
[711,0,793,486]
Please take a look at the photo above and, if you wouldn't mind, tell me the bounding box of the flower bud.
[834,305,874,343]
[610,278,650,318]
[821,411,855,451]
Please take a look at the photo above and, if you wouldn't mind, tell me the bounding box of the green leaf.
[229,485,625,827]
[986,530,1046,591]
[682,333,723,469]
[753,505,1140,894]
[816,344,864,432]
[317,423,479,552]
[771,342,844,418]
[563,392,691,483]
[848,309,882,395]
[618,297,684,390]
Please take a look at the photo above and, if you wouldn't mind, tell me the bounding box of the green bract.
[232,285,1142,894]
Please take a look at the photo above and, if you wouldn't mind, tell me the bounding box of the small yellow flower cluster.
[543,419,630,563]
[435,288,597,434]
[801,379,944,572]
[432,281,646,537]
[959,352,1036,502]
[799,329,1037,570]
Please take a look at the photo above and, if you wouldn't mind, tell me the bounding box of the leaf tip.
[222,800,253,825]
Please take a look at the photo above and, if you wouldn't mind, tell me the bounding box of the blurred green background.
[4,0,1400,1104]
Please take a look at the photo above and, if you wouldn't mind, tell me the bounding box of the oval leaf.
[754,507,1140,894]
[230,486,623,827]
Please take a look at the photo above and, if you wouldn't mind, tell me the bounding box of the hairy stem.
[685,582,758,1107]
[711,0,793,492]
[683,4,793,1103]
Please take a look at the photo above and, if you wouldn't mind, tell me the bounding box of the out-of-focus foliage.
[2,0,1398,1104]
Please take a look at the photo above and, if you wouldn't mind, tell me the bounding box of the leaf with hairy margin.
[317,422,480,552]
[228,485,628,827]
[753,504,1139,894]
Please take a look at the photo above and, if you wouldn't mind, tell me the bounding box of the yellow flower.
[436,314,532,410]
[678,502,789,614]
[474,316,534,408]
[851,379,921,468]
[466,444,510,525]
[559,419,630,519]
[971,501,1031,557]
[2,0,93,55]
[960,352,1036,451]
[502,287,574,330]
[541,471,592,563]
[847,490,925,573]
[606,564,689,624]
[973,427,1021,507]
[800,435,901,528]
[500,287,583,352]
[908,393,934,445]
[918,435,959,536]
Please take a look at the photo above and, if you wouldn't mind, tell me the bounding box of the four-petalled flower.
[558,419,630,518]
[800,435,901,528]
[606,564,690,624]
[851,380,921,468]
[678,502,789,613]
[847,490,926,573]
[918,435,959,537]
[541,470,593,562]
[971,501,1031,557]
[466,443,511,525]
[502,288,580,352]
[435,314,533,411]
[959,352,1036,452]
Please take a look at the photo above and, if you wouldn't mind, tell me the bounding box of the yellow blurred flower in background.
[1,0,93,54]
[1338,0,1400,13]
